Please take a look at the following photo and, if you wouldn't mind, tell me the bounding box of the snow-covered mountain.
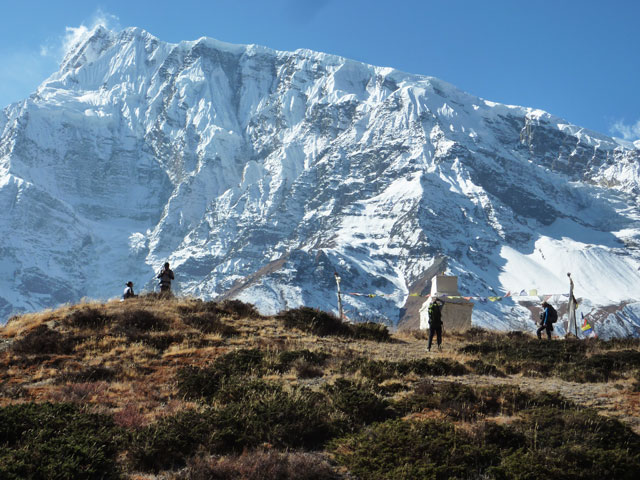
[2,26,640,338]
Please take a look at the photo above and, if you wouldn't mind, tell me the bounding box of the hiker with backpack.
[157,262,175,295]
[427,298,445,351]
[537,301,557,340]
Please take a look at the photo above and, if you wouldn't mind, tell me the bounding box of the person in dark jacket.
[157,262,175,295]
[122,281,137,300]
[427,298,444,351]
[537,301,555,340]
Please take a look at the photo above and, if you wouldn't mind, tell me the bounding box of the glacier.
[1,25,639,338]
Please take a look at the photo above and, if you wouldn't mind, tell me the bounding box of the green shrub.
[217,299,261,318]
[12,325,77,355]
[60,365,119,383]
[491,445,640,480]
[348,357,467,382]
[133,380,337,472]
[183,312,238,336]
[213,348,265,377]
[515,406,640,452]
[460,336,588,379]
[176,450,340,480]
[0,402,122,479]
[465,359,506,377]
[209,383,334,452]
[65,307,109,329]
[179,300,239,335]
[323,378,394,431]
[177,349,266,400]
[128,408,213,472]
[559,349,640,383]
[394,383,572,420]
[332,405,640,480]
[275,349,329,372]
[330,419,496,479]
[351,322,391,342]
[632,370,640,392]
[111,309,169,333]
[176,365,223,400]
[278,307,352,337]
[120,332,185,352]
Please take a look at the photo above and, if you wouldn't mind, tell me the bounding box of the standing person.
[122,281,137,300]
[427,298,444,352]
[157,262,175,295]
[537,301,557,340]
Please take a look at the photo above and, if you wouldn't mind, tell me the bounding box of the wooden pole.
[334,272,344,320]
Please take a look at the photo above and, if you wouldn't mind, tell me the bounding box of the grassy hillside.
[1,295,639,479]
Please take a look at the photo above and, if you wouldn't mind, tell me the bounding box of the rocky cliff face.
[1,26,639,337]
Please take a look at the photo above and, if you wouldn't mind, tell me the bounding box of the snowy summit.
[1,26,640,337]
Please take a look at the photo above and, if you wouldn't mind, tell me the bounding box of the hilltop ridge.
[1,297,639,478]
[2,26,640,337]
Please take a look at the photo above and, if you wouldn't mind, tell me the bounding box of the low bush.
[465,359,506,377]
[133,332,185,352]
[12,324,77,355]
[559,349,640,383]
[331,418,498,479]
[351,321,391,342]
[347,357,467,382]
[111,309,169,333]
[60,365,119,383]
[323,378,394,431]
[331,404,640,480]
[292,358,325,378]
[176,450,340,480]
[131,381,336,472]
[461,336,640,383]
[183,313,238,336]
[217,299,261,319]
[278,308,392,342]
[64,307,109,329]
[395,382,572,420]
[0,402,122,479]
[278,307,352,337]
[515,406,640,452]
[214,348,265,377]
[179,300,240,335]
[129,408,214,472]
[275,349,329,372]
[632,370,640,392]
[177,349,266,399]
[208,383,334,453]
[176,366,222,400]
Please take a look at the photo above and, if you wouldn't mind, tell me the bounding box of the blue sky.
[1,0,638,140]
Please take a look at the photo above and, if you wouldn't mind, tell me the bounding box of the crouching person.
[123,281,137,300]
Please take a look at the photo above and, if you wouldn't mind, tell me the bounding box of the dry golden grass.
[1,296,640,437]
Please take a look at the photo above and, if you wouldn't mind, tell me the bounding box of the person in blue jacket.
[537,301,556,340]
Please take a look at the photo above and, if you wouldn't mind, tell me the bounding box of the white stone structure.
[419,275,474,331]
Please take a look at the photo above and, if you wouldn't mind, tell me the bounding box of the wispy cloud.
[0,9,120,109]
[610,119,640,142]
[40,9,121,62]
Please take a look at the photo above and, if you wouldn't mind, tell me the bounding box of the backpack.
[547,305,558,324]
[428,302,442,326]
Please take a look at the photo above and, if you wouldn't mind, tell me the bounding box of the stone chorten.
[419,275,473,331]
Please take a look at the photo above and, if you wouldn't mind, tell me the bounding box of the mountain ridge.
[1,26,639,338]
